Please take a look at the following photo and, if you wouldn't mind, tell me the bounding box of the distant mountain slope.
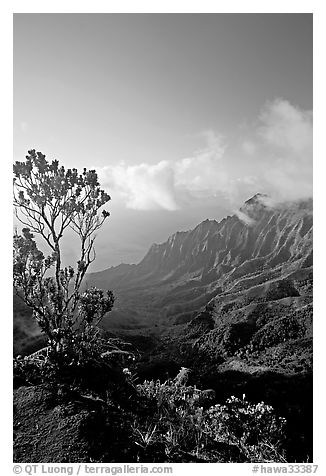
[88,194,312,329]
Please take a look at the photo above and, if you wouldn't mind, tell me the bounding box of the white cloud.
[99,99,312,211]
[174,132,227,194]
[259,99,312,200]
[100,160,178,211]
[99,131,228,211]
[234,210,256,226]
[259,98,312,154]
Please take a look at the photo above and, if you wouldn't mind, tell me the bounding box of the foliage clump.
[133,368,287,462]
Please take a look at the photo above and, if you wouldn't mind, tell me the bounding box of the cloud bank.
[99,99,312,211]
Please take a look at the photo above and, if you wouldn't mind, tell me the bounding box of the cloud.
[259,98,312,154]
[101,160,178,211]
[234,210,256,226]
[99,131,228,211]
[259,99,312,201]
[99,98,312,210]
[174,132,227,195]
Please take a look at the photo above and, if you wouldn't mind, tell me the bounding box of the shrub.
[12,151,136,390]
[13,151,114,367]
[135,368,287,462]
[205,395,287,462]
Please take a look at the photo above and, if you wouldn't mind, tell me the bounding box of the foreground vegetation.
[14,348,287,463]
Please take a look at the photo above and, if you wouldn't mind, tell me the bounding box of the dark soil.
[13,384,136,463]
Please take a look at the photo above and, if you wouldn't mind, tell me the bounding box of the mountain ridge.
[86,195,312,331]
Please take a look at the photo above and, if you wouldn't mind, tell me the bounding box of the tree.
[13,150,114,357]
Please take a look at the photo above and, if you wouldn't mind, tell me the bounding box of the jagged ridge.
[88,195,312,329]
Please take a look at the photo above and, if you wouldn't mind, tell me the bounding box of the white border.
[2,2,324,473]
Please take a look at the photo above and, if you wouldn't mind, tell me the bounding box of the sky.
[13,13,313,270]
